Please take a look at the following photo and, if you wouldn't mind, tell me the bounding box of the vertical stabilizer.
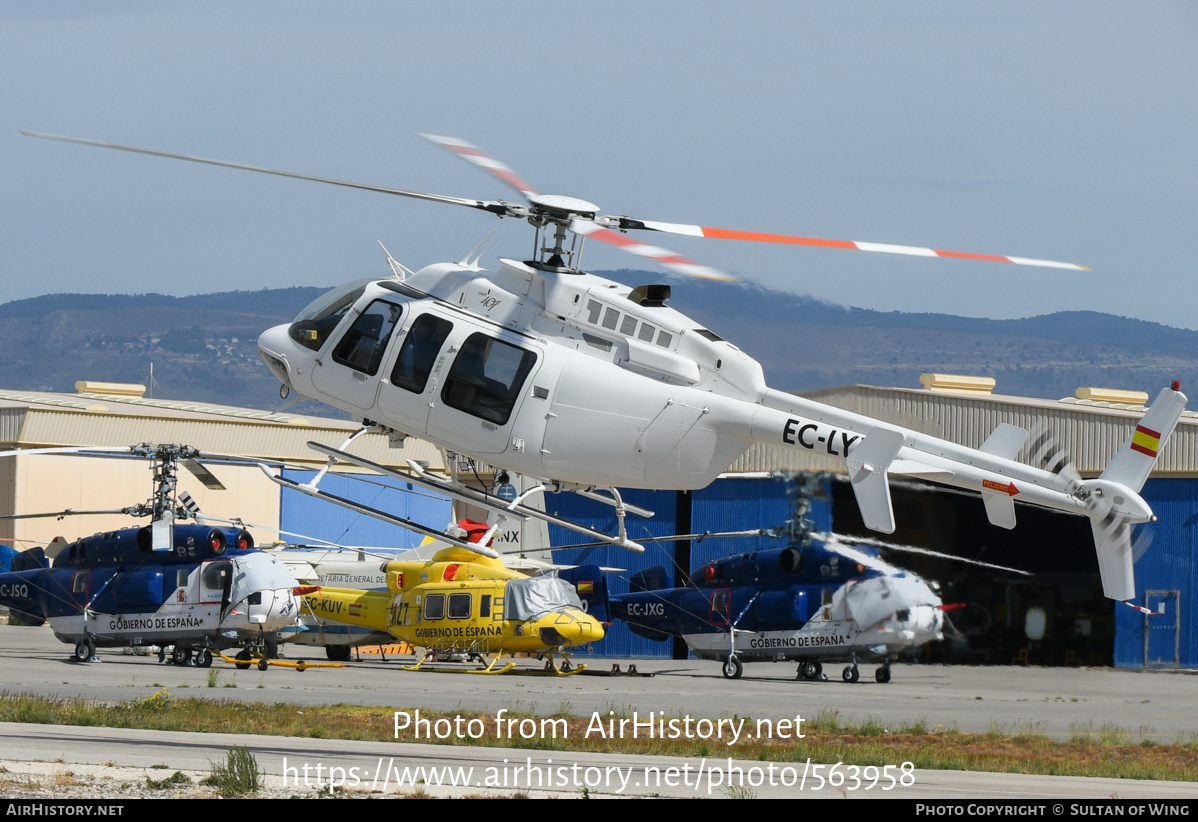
[1099,384,1188,492]
[1090,383,1188,601]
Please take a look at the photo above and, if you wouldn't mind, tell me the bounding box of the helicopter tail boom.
[750,383,1187,601]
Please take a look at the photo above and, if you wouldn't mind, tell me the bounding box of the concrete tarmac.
[1,626,1197,798]
[1,626,1194,739]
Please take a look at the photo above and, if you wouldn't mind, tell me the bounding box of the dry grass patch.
[1,691,1196,782]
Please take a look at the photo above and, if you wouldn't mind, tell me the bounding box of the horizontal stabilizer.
[889,458,953,478]
[846,427,905,534]
[980,423,1028,460]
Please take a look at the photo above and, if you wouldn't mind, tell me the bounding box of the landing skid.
[218,650,345,672]
[401,652,583,676]
[399,663,519,675]
[403,651,516,675]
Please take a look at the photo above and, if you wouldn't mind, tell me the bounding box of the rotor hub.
[525,195,598,272]
[528,194,598,219]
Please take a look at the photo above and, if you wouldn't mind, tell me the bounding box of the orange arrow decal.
[982,479,1020,497]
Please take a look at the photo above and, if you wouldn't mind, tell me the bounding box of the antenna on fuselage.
[377,241,414,282]
[459,230,500,270]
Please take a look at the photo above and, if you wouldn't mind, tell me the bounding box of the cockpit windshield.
[288,278,374,352]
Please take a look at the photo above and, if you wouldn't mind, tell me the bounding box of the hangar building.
[2,376,1194,669]
[0,382,451,554]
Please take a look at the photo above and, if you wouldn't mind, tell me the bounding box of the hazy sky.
[5,2,1198,330]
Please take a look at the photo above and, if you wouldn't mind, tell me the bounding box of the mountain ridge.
[2,276,1194,411]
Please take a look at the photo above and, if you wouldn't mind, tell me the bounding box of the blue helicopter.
[0,444,304,665]
[587,478,1028,683]
[608,540,949,683]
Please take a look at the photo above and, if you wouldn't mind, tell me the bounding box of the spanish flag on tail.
[1129,425,1161,458]
[1101,384,1186,493]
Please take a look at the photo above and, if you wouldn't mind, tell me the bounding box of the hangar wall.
[280,468,452,551]
[1115,478,1198,668]
[547,477,816,659]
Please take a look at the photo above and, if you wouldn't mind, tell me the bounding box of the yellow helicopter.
[299,524,605,675]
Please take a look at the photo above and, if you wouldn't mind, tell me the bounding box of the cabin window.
[480,594,491,618]
[391,313,454,393]
[332,300,403,375]
[620,315,638,336]
[638,323,656,342]
[71,571,88,596]
[442,333,537,425]
[656,330,673,348]
[202,561,232,590]
[586,300,602,324]
[288,279,372,351]
[710,589,731,625]
[448,593,471,619]
[423,593,445,621]
[176,569,189,588]
[601,307,620,330]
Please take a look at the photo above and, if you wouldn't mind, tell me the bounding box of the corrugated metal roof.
[727,384,1198,477]
[0,388,443,470]
[7,382,1193,478]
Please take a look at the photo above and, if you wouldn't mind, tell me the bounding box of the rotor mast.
[526,194,598,273]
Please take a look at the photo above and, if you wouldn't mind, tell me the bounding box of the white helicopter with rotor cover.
[0,444,304,665]
[22,130,1188,610]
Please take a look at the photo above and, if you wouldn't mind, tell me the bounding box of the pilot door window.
[710,589,731,625]
[442,333,537,425]
[391,313,453,393]
[332,300,403,376]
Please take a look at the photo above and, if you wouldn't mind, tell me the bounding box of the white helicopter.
[23,131,1188,610]
[0,444,303,665]
[607,529,1034,683]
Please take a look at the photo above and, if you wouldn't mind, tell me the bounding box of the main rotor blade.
[21,131,522,218]
[181,458,226,491]
[571,219,735,282]
[552,529,768,552]
[0,508,135,522]
[818,539,906,576]
[0,445,134,460]
[420,133,540,201]
[617,217,1089,272]
[822,533,1031,576]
